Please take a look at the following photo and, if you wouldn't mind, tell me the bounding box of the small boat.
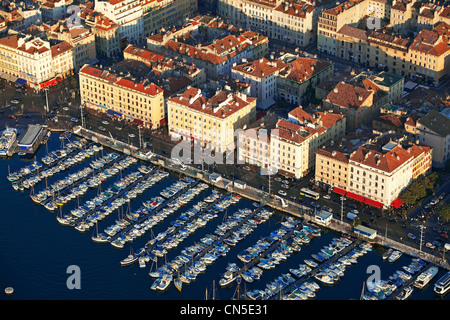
[382,248,393,261]
[120,248,138,266]
[174,276,182,292]
[395,286,413,300]
[388,250,402,263]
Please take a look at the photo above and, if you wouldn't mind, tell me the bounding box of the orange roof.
[325,81,373,109]
[123,44,164,64]
[350,144,413,173]
[168,87,256,119]
[79,65,163,96]
[51,41,73,57]
[288,106,314,123]
[231,57,287,79]
[0,34,19,49]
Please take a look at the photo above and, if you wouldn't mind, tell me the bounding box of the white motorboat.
[414,266,439,289]
[388,250,402,263]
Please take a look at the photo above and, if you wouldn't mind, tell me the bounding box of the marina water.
[1,133,448,300]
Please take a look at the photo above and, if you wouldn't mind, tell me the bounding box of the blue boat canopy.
[15,78,27,86]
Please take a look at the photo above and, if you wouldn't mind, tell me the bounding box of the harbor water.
[1,133,449,300]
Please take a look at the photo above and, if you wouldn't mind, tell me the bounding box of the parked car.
[102,119,109,125]
[98,126,106,131]
[278,190,287,196]
[430,198,439,206]
[323,195,331,200]
[242,166,251,171]
[128,133,136,138]
[407,233,416,240]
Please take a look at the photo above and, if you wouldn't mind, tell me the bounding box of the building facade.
[79,64,165,128]
[167,86,257,153]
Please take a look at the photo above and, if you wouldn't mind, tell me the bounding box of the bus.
[300,188,319,200]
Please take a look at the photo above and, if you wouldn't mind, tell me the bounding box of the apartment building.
[94,0,144,45]
[83,12,121,59]
[231,57,287,108]
[238,106,346,178]
[46,24,97,70]
[50,40,74,79]
[0,33,27,80]
[40,0,68,22]
[167,86,257,153]
[147,24,269,80]
[322,81,377,132]
[217,0,317,47]
[142,0,198,37]
[0,1,42,32]
[322,0,450,85]
[316,136,433,208]
[416,109,450,168]
[277,54,334,106]
[79,64,165,128]
[317,0,368,55]
[365,71,404,103]
[316,148,350,190]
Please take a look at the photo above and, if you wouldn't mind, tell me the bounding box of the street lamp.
[340,196,345,222]
[44,87,49,114]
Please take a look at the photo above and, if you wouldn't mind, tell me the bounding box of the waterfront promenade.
[69,125,450,272]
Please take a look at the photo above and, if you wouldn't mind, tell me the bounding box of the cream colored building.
[217,0,317,47]
[0,34,27,80]
[50,40,74,80]
[46,24,96,71]
[231,57,287,108]
[167,86,257,153]
[239,107,346,178]
[142,0,198,37]
[316,148,350,190]
[16,37,54,90]
[94,0,144,45]
[315,137,433,208]
[79,64,165,128]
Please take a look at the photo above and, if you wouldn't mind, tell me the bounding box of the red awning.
[346,192,365,203]
[391,198,404,209]
[333,187,347,196]
[364,198,384,208]
[133,118,144,126]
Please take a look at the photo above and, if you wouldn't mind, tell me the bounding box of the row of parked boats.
[146,205,272,292]
[363,257,427,300]
[312,242,370,287]
[91,170,173,245]
[243,236,368,300]
[68,168,169,233]
[7,139,92,184]
[110,179,207,250]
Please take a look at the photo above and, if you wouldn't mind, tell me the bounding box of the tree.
[438,206,450,223]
